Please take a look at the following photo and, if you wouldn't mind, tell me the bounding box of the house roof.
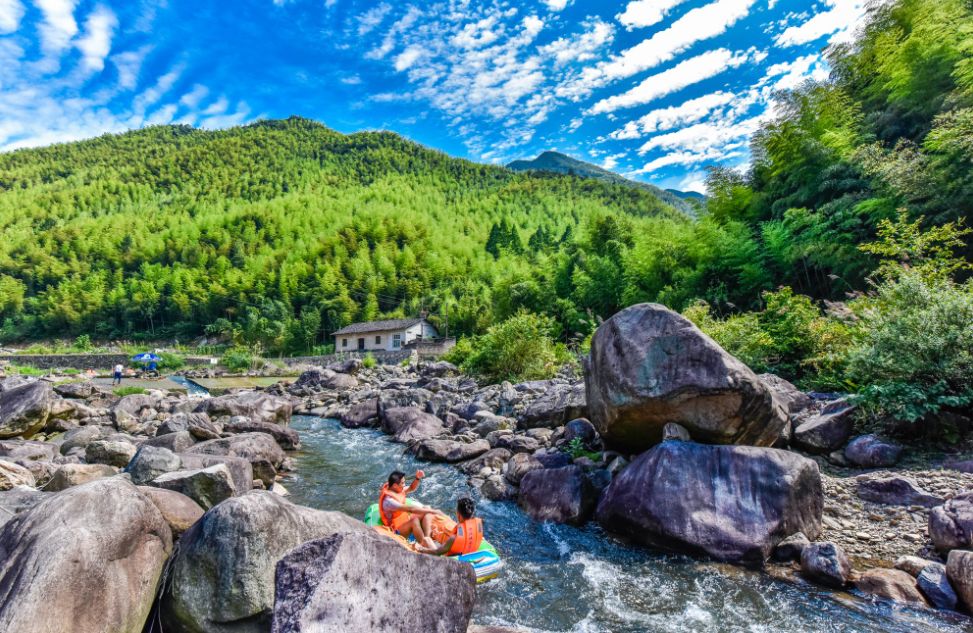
[332,318,427,336]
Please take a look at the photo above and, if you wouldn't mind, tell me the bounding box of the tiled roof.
[332,318,425,336]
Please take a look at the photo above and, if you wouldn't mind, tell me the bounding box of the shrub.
[114,386,147,396]
[156,352,186,371]
[73,334,93,351]
[361,353,377,369]
[10,364,45,376]
[221,347,255,372]
[454,311,561,383]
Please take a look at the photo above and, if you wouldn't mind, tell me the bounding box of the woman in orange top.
[378,470,444,545]
[418,497,484,556]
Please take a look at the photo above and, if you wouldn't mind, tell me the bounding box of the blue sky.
[0,0,875,192]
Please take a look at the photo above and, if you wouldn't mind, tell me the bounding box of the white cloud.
[610,90,737,139]
[76,6,118,72]
[179,84,209,109]
[543,0,571,11]
[0,0,24,34]
[36,0,79,53]
[634,147,741,173]
[638,115,763,154]
[616,0,687,30]
[394,46,423,71]
[764,53,829,91]
[111,47,150,90]
[202,96,229,116]
[341,74,363,85]
[540,18,613,67]
[357,3,391,36]
[775,0,870,47]
[602,152,625,170]
[590,48,754,114]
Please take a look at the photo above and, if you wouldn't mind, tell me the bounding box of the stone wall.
[0,354,212,371]
[280,350,414,367]
[403,338,456,359]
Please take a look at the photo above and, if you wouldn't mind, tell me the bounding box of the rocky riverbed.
[2,303,973,631]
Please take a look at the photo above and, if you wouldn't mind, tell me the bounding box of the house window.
[375,335,382,344]
[393,334,401,349]
[342,338,348,348]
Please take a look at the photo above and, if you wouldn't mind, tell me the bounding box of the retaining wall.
[0,354,212,371]
[279,350,414,367]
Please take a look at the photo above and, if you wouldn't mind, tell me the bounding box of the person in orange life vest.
[417,497,484,556]
[378,470,445,544]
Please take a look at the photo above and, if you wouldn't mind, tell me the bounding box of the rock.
[562,418,599,447]
[801,542,851,588]
[225,419,301,450]
[772,532,810,562]
[917,562,958,610]
[855,568,929,606]
[759,373,811,416]
[382,407,446,443]
[156,415,190,435]
[895,555,935,577]
[843,434,903,468]
[856,476,943,508]
[125,445,183,484]
[0,382,53,439]
[518,465,596,525]
[585,303,787,452]
[143,430,197,453]
[0,459,35,490]
[412,439,490,463]
[535,451,572,469]
[467,627,530,633]
[453,401,491,421]
[0,478,172,633]
[150,464,236,509]
[493,434,540,454]
[420,360,458,377]
[662,422,691,442]
[85,439,137,468]
[340,398,379,428]
[54,381,94,399]
[323,372,359,390]
[326,358,363,375]
[458,448,511,476]
[504,452,543,485]
[178,453,255,495]
[0,439,58,462]
[481,475,518,501]
[59,425,112,455]
[793,401,856,454]
[137,485,205,537]
[183,413,223,441]
[596,441,822,565]
[46,463,117,491]
[0,487,49,529]
[161,491,367,633]
[930,491,973,552]
[186,432,286,486]
[272,533,475,633]
[196,391,293,425]
[947,550,973,613]
[520,383,587,429]
[471,412,514,437]
[945,460,973,474]
[112,393,159,428]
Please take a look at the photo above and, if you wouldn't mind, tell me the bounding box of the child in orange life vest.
[417,497,484,556]
[378,470,446,545]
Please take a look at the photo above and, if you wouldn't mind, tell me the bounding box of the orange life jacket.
[378,483,407,527]
[447,517,483,555]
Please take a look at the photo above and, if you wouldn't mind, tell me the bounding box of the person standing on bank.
[113,363,123,385]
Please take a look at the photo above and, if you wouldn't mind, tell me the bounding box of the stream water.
[285,415,969,633]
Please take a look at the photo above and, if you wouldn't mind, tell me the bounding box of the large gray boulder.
[186,432,286,487]
[0,487,50,529]
[195,391,293,425]
[856,475,943,508]
[596,441,822,565]
[161,491,367,633]
[793,401,856,454]
[0,459,35,490]
[0,478,172,633]
[272,533,476,633]
[930,492,973,552]
[843,434,903,468]
[225,419,301,450]
[412,438,490,463]
[381,407,446,443]
[46,463,117,491]
[0,439,59,462]
[137,485,205,537]
[126,445,183,484]
[178,452,255,495]
[519,383,587,429]
[150,464,236,510]
[60,425,113,454]
[947,550,973,613]
[918,562,958,610]
[143,429,197,453]
[518,465,597,525]
[855,568,928,606]
[801,541,851,588]
[85,439,138,468]
[111,393,160,428]
[0,381,53,439]
[340,398,379,428]
[585,304,787,452]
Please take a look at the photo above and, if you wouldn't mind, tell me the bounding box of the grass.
[114,386,147,396]
[8,364,46,376]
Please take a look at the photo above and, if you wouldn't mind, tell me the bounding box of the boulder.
[535,451,572,469]
[195,391,293,425]
[412,439,491,463]
[0,459,35,490]
[458,448,511,476]
[150,464,236,510]
[801,541,851,588]
[46,463,117,491]
[917,562,958,610]
[793,401,856,454]
[662,422,691,442]
[382,407,446,444]
[0,487,50,529]
[186,432,286,487]
[59,425,112,455]
[895,555,935,577]
[480,475,518,501]
[54,381,94,399]
[137,486,205,537]
[596,441,822,565]
[143,430,197,453]
[855,568,929,606]
[340,398,379,428]
[772,532,810,563]
[161,491,367,633]
[930,492,973,552]
[0,382,53,439]
[0,478,172,633]
[505,452,544,485]
[562,418,599,447]
[585,304,787,452]
[323,372,359,390]
[225,419,301,450]
[519,383,587,429]
[85,439,138,468]
[947,550,973,613]
[271,533,475,633]
[518,465,596,525]
[420,361,458,377]
[493,434,540,454]
[0,439,58,462]
[843,434,903,468]
[125,445,183,484]
[758,373,811,416]
[112,394,159,428]
[178,453,254,496]
[856,476,943,508]
[326,358,363,375]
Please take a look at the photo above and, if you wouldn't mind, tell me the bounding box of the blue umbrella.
[131,352,161,362]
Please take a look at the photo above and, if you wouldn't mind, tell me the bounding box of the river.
[284,415,969,633]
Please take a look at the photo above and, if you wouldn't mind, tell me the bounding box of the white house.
[332,317,439,352]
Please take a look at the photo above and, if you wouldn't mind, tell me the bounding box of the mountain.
[507,151,697,214]
[666,189,707,200]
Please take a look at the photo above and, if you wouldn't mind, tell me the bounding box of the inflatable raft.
[364,502,502,583]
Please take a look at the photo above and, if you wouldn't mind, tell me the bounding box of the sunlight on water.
[285,416,972,633]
